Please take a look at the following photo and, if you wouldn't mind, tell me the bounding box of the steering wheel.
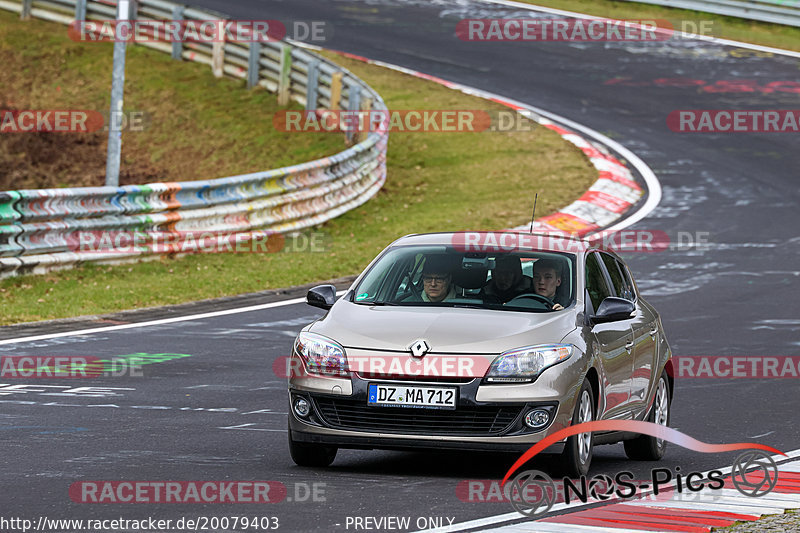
[507,293,556,309]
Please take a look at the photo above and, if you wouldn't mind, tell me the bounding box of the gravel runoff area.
[713,510,800,532]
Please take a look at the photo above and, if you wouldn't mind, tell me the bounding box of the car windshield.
[352,245,576,312]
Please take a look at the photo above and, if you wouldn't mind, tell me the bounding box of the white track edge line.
[479,0,800,59]
[0,290,349,346]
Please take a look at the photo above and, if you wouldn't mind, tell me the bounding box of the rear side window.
[599,253,635,301]
[585,252,611,312]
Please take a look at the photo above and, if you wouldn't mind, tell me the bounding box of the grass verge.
[517,0,800,52]
[0,9,343,189]
[0,12,596,325]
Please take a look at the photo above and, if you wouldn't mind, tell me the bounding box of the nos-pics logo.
[501,420,782,517]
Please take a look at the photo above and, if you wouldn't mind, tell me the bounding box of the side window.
[617,262,636,301]
[585,252,611,312]
[600,253,625,299]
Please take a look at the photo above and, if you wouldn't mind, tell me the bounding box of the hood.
[308,300,579,354]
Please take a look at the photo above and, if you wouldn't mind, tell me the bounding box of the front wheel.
[624,370,671,461]
[288,425,337,467]
[559,380,595,477]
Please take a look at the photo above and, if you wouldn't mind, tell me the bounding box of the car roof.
[390,231,593,255]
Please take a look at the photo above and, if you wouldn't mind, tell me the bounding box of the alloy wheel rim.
[577,390,592,464]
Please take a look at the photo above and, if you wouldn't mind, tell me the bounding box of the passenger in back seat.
[482,255,533,304]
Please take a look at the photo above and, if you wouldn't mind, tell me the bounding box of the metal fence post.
[105,0,131,188]
[247,42,261,89]
[211,20,225,78]
[278,44,292,106]
[358,97,373,144]
[171,5,184,60]
[305,59,319,110]
[346,83,361,144]
[329,71,343,111]
[74,0,86,22]
[20,0,31,19]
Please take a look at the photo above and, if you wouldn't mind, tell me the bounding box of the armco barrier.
[0,0,388,278]
[618,0,800,27]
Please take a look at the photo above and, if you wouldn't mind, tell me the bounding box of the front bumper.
[288,371,575,453]
[289,415,565,454]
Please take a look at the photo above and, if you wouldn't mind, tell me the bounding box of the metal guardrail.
[620,0,800,27]
[0,0,389,277]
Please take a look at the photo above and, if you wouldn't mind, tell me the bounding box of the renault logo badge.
[409,340,430,358]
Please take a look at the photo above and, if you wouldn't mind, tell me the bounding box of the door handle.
[625,341,634,353]
[649,327,658,338]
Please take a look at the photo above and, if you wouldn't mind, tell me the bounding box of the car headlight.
[294,332,348,376]
[484,344,572,383]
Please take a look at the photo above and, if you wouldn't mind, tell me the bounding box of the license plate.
[368,383,457,409]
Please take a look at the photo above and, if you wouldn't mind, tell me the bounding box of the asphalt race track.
[2,1,799,531]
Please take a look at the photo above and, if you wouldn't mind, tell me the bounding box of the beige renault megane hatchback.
[287,232,673,475]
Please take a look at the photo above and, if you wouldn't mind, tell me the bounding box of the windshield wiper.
[448,303,485,309]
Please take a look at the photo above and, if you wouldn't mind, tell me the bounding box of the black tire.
[559,380,596,478]
[624,370,671,461]
[288,425,337,467]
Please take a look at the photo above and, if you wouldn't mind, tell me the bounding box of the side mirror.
[307,285,337,310]
[592,297,635,324]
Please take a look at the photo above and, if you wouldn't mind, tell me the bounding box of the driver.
[532,258,565,310]
[405,255,456,302]
[482,255,532,304]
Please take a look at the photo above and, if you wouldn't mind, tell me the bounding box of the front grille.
[355,372,474,384]
[314,397,522,436]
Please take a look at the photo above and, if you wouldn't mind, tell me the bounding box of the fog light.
[293,397,310,417]
[525,409,550,429]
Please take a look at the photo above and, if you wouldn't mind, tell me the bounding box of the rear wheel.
[624,370,670,461]
[559,380,595,477]
[288,424,337,467]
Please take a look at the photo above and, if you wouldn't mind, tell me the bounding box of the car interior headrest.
[453,265,489,290]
